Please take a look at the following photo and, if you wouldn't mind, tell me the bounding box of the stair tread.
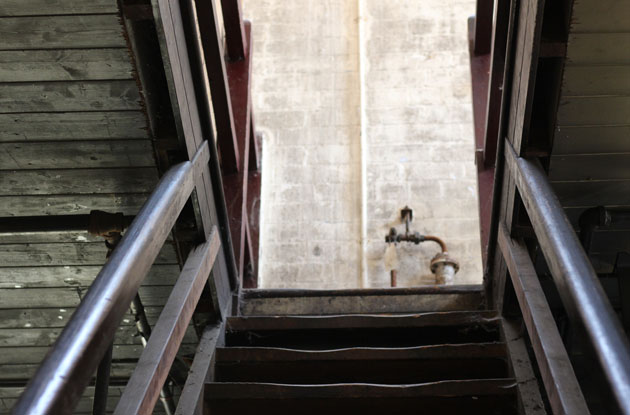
[215,342,508,362]
[226,310,498,331]
[205,378,518,399]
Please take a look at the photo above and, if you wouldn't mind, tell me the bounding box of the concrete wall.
[243,0,482,288]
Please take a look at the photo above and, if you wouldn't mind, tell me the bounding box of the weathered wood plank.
[567,33,630,65]
[228,311,499,331]
[0,325,140,347]
[0,385,126,399]
[553,125,630,155]
[0,168,157,195]
[0,111,148,142]
[0,81,141,113]
[0,231,101,244]
[115,235,220,415]
[552,180,630,207]
[0,0,118,16]
[563,65,630,96]
[0,49,133,82]
[175,324,223,415]
[1,396,171,415]
[0,265,180,288]
[0,140,155,169]
[0,231,173,244]
[549,154,630,181]
[240,287,483,315]
[0,345,143,364]
[0,243,177,266]
[0,15,126,50]
[205,379,517,399]
[0,286,180,309]
[0,343,196,365]
[571,0,630,33]
[500,319,546,415]
[0,194,149,216]
[498,226,589,414]
[0,363,136,380]
[0,308,164,329]
[0,325,197,347]
[0,288,81,309]
[557,96,630,126]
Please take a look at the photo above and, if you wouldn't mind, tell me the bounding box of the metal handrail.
[505,141,630,414]
[13,142,211,415]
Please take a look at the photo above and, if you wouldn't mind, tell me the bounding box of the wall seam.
[358,0,369,288]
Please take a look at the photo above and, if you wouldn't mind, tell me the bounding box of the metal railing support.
[13,142,210,415]
[504,141,630,414]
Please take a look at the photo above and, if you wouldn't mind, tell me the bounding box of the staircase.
[203,301,540,414]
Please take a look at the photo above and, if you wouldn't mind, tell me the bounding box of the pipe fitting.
[430,252,459,285]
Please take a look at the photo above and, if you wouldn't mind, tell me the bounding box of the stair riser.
[215,358,508,384]
[226,325,501,349]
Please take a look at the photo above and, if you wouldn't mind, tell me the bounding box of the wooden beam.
[488,0,545,312]
[220,0,246,61]
[114,231,220,415]
[0,49,133,82]
[174,323,223,415]
[473,0,493,55]
[222,21,254,280]
[0,15,126,50]
[498,223,590,415]
[483,0,510,167]
[154,0,237,292]
[194,0,240,173]
[0,111,149,141]
[0,81,142,113]
[500,318,546,415]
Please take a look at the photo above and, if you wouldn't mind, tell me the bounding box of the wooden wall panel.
[549,154,630,181]
[556,96,630,126]
[0,81,142,113]
[0,141,155,169]
[0,265,180,288]
[0,0,118,16]
[570,0,630,33]
[0,49,133,82]
[0,242,177,266]
[562,65,630,96]
[552,181,630,207]
[0,15,126,50]
[0,168,158,195]
[0,194,150,216]
[0,112,148,142]
[0,326,196,348]
[566,33,630,65]
[553,125,630,155]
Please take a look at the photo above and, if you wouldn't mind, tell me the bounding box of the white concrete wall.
[243,0,482,288]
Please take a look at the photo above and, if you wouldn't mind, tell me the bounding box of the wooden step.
[205,380,518,414]
[214,343,509,384]
[239,286,484,315]
[225,311,500,349]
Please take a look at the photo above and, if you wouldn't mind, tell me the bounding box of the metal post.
[505,141,630,414]
[92,343,113,415]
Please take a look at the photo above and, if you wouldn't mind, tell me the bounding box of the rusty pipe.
[423,235,447,253]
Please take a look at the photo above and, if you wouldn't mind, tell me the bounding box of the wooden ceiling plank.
[0,49,133,83]
[0,81,142,113]
[0,15,126,50]
[0,112,149,142]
